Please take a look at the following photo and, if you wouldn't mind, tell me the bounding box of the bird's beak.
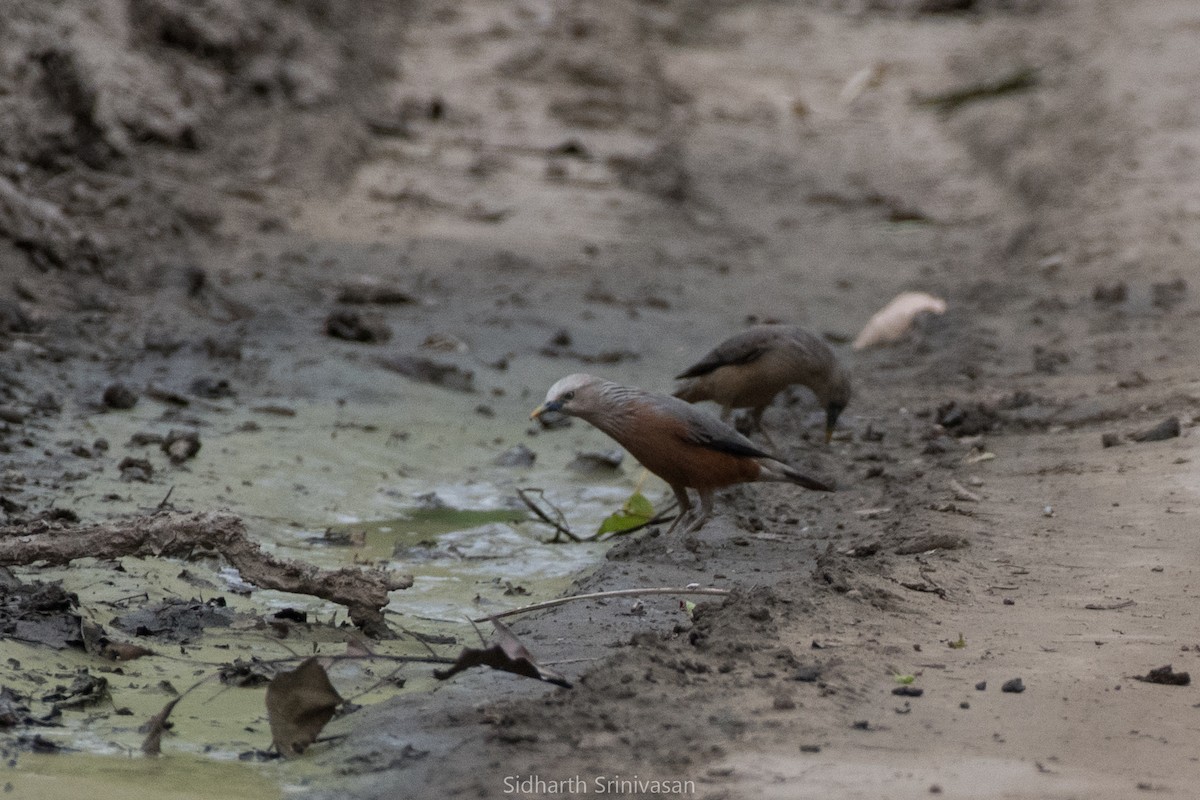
[825,403,844,444]
[530,399,562,420]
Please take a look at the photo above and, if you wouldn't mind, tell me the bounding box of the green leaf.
[948,633,966,649]
[893,673,915,685]
[596,491,655,536]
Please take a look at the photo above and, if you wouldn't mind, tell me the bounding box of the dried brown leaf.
[433,618,571,688]
[265,657,343,757]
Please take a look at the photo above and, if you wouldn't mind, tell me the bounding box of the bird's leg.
[684,489,715,535]
[751,405,779,450]
[664,485,692,535]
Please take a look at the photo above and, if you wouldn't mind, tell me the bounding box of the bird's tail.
[760,459,834,492]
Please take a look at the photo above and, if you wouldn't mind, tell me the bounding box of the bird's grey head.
[530,373,607,420]
[822,368,853,442]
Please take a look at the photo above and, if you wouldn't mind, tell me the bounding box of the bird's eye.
[562,391,575,401]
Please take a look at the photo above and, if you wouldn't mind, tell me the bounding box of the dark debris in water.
[0,575,84,650]
[110,597,234,642]
[219,657,276,688]
[42,670,108,711]
[493,444,536,468]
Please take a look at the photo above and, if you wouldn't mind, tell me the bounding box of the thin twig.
[516,487,580,542]
[156,485,175,511]
[471,586,731,623]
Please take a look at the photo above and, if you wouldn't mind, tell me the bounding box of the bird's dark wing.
[674,330,774,380]
[655,394,775,459]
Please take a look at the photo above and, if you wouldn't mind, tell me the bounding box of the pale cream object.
[852,291,947,350]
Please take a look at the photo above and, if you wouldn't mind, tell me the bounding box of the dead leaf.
[141,696,182,756]
[433,618,571,688]
[948,479,981,503]
[265,657,343,757]
[852,291,947,350]
[839,62,887,106]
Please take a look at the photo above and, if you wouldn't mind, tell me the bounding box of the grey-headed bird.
[531,373,832,535]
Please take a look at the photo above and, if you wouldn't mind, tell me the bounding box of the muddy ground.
[3,0,1200,797]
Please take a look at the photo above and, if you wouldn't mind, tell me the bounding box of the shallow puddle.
[3,752,285,800]
[5,393,634,789]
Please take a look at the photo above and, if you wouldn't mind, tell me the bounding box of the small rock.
[189,377,234,399]
[1092,281,1127,305]
[892,685,924,697]
[799,744,821,753]
[162,430,201,464]
[1001,677,1025,693]
[324,310,391,343]
[420,332,469,353]
[1133,665,1190,686]
[1130,417,1180,443]
[1101,432,1123,448]
[102,384,138,410]
[959,701,970,709]
[128,431,165,447]
[414,492,447,510]
[567,449,624,473]
[337,279,416,306]
[493,444,536,468]
[772,694,796,711]
[376,355,474,392]
[791,665,822,683]
[975,681,987,691]
[118,457,153,482]
[1151,277,1187,310]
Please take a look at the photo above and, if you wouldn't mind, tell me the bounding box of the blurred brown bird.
[673,324,851,444]
[531,373,833,535]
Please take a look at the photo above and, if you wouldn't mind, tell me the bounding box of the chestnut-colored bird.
[673,324,851,443]
[531,373,832,535]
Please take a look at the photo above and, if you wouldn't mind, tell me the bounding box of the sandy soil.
[3,0,1200,797]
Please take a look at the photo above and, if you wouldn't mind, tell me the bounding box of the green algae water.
[4,753,284,800]
[3,392,631,793]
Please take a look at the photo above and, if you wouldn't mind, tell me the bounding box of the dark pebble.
[800,744,821,754]
[1101,432,1122,448]
[975,681,987,691]
[1001,677,1025,693]
[792,665,823,683]
[892,685,924,697]
[102,384,138,410]
[1131,417,1180,443]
